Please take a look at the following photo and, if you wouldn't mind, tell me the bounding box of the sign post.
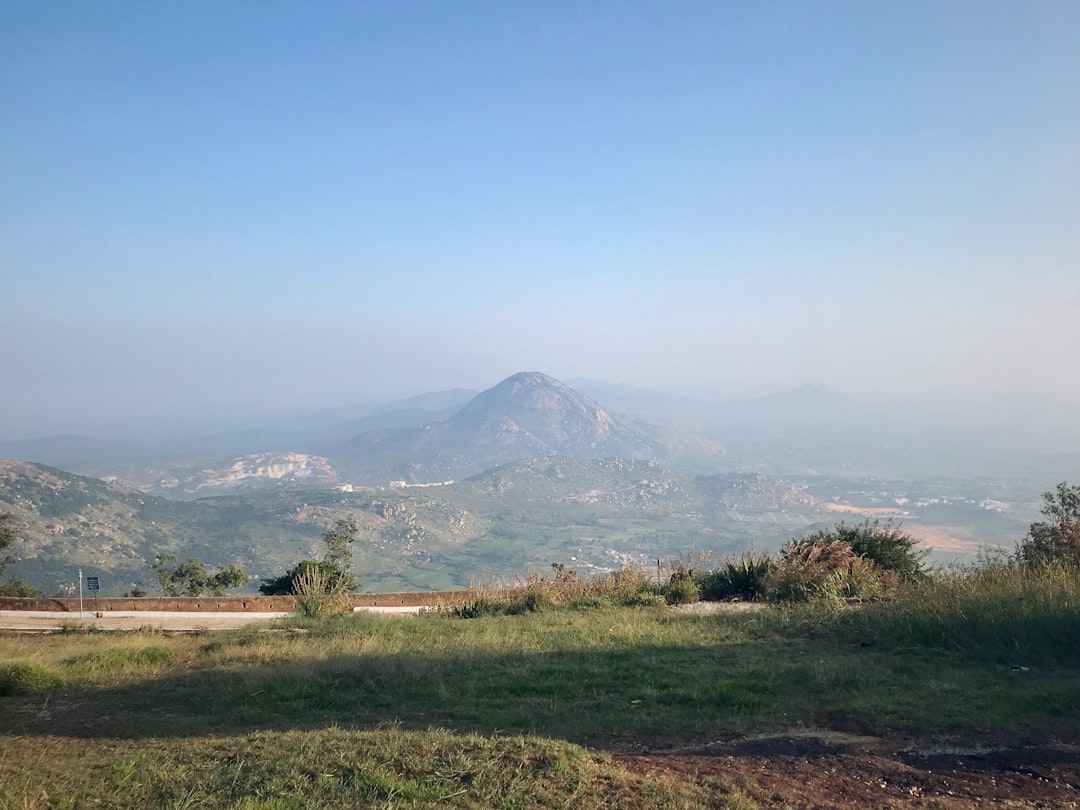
[78,569,84,620]
[86,576,100,614]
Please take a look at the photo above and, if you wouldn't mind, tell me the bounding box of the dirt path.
[618,731,1080,808]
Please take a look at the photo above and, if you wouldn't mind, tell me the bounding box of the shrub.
[790,520,925,582]
[663,577,700,605]
[832,520,926,581]
[696,552,774,601]
[766,538,896,604]
[590,566,652,601]
[445,564,656,617]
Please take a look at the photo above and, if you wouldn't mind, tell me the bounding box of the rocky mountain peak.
[451,372,612,434]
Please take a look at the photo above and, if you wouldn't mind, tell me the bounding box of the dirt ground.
[617,730,1080,808]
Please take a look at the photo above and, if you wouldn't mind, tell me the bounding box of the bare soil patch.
[903,524,988,554]
[618,731,1080,808]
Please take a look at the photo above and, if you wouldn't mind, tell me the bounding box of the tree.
[0,512,41,595]
[153,554,248,596]
[259,518,358,596]
[323,517,358,572]
[0,512,16,580]
[1017,482,1080,567]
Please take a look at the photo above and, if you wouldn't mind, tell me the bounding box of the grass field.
[2,564,1079,808]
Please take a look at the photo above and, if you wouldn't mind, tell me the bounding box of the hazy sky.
[2,1,1078,440]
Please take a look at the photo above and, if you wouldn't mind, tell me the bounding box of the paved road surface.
[0,605,422,632]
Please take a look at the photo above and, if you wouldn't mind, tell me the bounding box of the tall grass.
[762,556,1080,665]
[862,559,1080,663]
[292,564,351,618]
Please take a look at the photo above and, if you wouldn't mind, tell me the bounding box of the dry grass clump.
[293,563,351,618]
[445,564,659,617]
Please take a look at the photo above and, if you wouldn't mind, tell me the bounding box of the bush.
[505,587,553,615]
[445,564,656,618]
[833,520,926,581]
[696,552,774,601]
[663,577,700,605]
[590,566,652,601]
[792,520,925,582]
[766,538,896,604]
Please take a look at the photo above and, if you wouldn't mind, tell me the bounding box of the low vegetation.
[1,485,1078,807]
[449,563,657,617]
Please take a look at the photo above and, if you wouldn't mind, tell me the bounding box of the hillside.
[334,372,724,482]
[1,454,839,595]
[0,460,326,593]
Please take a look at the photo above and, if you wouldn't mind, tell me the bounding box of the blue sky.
[2,1,1078,439]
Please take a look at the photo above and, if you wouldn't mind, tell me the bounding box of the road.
[0,605,422,632]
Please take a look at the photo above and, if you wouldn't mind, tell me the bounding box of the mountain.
[333,372,724,482]
[154,390,479,459]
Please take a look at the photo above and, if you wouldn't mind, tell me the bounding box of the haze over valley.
[0,371,1069,596]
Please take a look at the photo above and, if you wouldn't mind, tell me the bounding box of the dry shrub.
[444,565,655,617]
[591,566,652,601]
[767,539,897,604]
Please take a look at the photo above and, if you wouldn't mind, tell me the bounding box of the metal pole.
[78,568,84,620]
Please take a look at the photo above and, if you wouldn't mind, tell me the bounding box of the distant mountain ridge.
[334,372,724,482]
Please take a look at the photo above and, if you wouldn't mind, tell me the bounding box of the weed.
[620,591,666,608]
[0,661,62,695]
[568,595,611,611]
[663,577,701,605]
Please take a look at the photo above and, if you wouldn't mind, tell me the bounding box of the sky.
[2,1,1079,440]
